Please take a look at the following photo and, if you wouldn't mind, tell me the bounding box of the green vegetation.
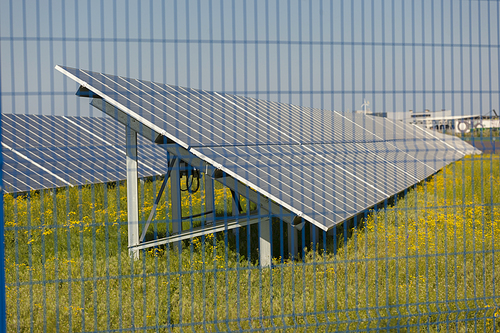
[4,155,500,332]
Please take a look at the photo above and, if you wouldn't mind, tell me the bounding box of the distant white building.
[402,109,499,133]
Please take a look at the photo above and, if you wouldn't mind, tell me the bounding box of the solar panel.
[1,113,169,193]
[56,65,480,231]
[59,66,427,147]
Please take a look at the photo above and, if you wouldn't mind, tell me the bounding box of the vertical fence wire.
[1,0,500,331]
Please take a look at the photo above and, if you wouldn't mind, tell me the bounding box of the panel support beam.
[129,213,262,251]
[170,158,182,253]
[126,126,139,260]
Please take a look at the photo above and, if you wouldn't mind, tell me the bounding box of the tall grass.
[4,155,500,332]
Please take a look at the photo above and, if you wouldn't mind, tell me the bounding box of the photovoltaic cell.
[56,65,480,230]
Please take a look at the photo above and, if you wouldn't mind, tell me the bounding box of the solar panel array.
[53,65,479,230]
[1,114,168,193]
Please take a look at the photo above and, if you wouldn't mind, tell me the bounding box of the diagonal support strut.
[139,157,177,242]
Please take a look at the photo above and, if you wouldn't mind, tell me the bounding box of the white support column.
[204,169,215,225]
[288,223,298,259]
[170,158,182,253]
[260,217,271,267]
[126,126,139,260]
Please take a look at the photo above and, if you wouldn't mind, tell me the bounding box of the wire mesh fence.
[1,1,500,332]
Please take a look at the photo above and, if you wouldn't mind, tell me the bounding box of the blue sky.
[1,0,498,117]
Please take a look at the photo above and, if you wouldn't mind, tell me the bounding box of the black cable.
[180,169,200,193]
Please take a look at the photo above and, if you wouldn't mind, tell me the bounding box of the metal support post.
[126,126,139,260]
[259,217,271,267]
[288,223,298,259]
[204,167,216,225]
[170,158,182,253]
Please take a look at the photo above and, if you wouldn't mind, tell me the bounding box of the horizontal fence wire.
[1,0,500,332]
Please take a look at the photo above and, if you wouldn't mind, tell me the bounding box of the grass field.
[3,154,500,332]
